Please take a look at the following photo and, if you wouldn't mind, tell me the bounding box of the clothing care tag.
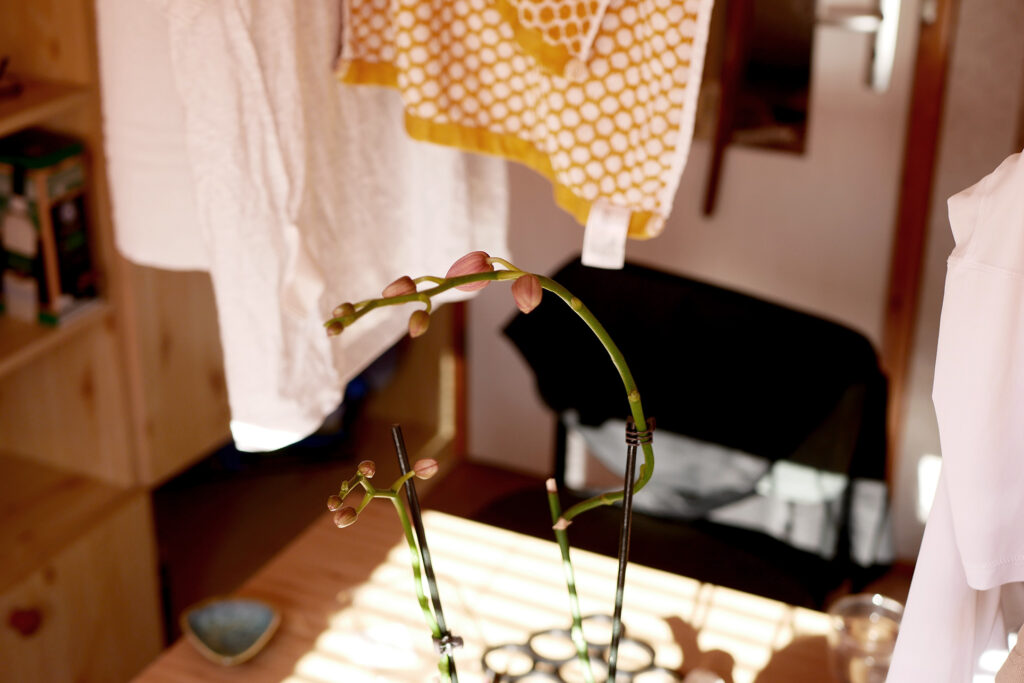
[581,201,631,270]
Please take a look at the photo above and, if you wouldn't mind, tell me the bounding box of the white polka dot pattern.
[337,0,713,239]
[496,0,610,73]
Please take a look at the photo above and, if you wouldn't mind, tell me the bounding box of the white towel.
[96,0,207,271]
[97,0,509,451]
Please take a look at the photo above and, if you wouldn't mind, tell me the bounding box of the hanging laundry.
[338,0,713,241]
[95,0,205,271]
[97,0,508,451]
[889,151,1024,680]
[495,0,611,76]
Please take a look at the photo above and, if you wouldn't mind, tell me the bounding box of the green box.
[0,128,97,325]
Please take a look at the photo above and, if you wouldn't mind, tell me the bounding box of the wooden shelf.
[0,80,90,139]
[0,300,111,380]
[0,450,126,592]
[0,79,109,379]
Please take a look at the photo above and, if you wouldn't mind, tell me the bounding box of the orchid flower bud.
[332,302,356,319]
[445,251,494,291]
[382,276,417,298]
[409,310,430,338]
[326,321,344,337]
[511,274,543,314]
[357,460,376,478]
[327,494,343,511]
[413,458,439,480]
[333,507,358,528]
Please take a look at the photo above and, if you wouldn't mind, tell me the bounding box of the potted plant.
[324,252,657,682]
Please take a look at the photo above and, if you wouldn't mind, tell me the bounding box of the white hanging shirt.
[889,151,1024,680]
[97,0,509,451]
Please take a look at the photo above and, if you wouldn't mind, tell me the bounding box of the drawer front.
[0,492,163,682]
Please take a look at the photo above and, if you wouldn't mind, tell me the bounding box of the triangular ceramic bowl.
[181,597,280,666]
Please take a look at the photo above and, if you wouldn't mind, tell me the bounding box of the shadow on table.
[664,616,834,683]
[753,635,833,683]
[664,616,736,682]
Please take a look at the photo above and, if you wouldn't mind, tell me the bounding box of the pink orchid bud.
[357,460,376,478]
[332,302,356,319]
[413,458,439,480]
[382,276,416,298]
[326,321,344,337]
[327,494,343,511]
[333,507,358,528]
[408,310,430,338]
[511,274,543,314]
[445,251,494,291]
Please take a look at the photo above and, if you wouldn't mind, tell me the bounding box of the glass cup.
[827,593,904,683]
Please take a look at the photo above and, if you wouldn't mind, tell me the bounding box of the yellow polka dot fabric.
[338,0,713,239]
[495,0,610,74]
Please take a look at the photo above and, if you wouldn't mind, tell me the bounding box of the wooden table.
[134,503,837,682]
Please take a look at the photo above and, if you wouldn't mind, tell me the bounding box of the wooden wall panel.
[0,315,134,484]
[361,303,460,466]
[0,0,96,85]
[126,266,231,486]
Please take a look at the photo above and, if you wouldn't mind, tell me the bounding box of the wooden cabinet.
[0,454,163,682]
[121,266,231,484]
[0,1,225,679]
[0,1,462,679]
[0,0,232,490]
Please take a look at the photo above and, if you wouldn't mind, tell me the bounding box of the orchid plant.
[325,252,656,683]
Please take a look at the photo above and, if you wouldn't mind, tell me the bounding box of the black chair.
[475,257,891,609]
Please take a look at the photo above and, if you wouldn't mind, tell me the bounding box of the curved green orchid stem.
[486,256,521,271]
[326,266,655,521]
[325,270,522,329]
[533,275,654,521]
[414,275,446,285]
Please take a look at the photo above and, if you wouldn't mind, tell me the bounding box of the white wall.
[466,0,1021,560]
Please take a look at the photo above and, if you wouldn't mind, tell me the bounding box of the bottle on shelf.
[1,194,39,321]
[0,127,98,326]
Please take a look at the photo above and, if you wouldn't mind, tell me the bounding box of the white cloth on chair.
[97,0,508,451]
[889,151,1024,680]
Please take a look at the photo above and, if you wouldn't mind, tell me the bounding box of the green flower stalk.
[547,478,595,683]
[324,253,655,523]
[326,459,451,681]
[326,253,656,682]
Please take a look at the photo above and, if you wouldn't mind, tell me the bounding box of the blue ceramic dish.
[181,597,280,666]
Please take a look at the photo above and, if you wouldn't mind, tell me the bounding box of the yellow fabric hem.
[403,114,656,239]
[339,58,657,238]
[336,60,398,88]
[493,0,572,76]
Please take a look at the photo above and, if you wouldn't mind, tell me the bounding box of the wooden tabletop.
[134,503,837,682]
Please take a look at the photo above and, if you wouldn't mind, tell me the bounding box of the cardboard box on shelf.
[0,128,97,325]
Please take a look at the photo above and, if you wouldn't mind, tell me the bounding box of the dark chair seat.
[489,257,891,610]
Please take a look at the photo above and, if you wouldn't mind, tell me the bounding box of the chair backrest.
[504,257,891,569]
